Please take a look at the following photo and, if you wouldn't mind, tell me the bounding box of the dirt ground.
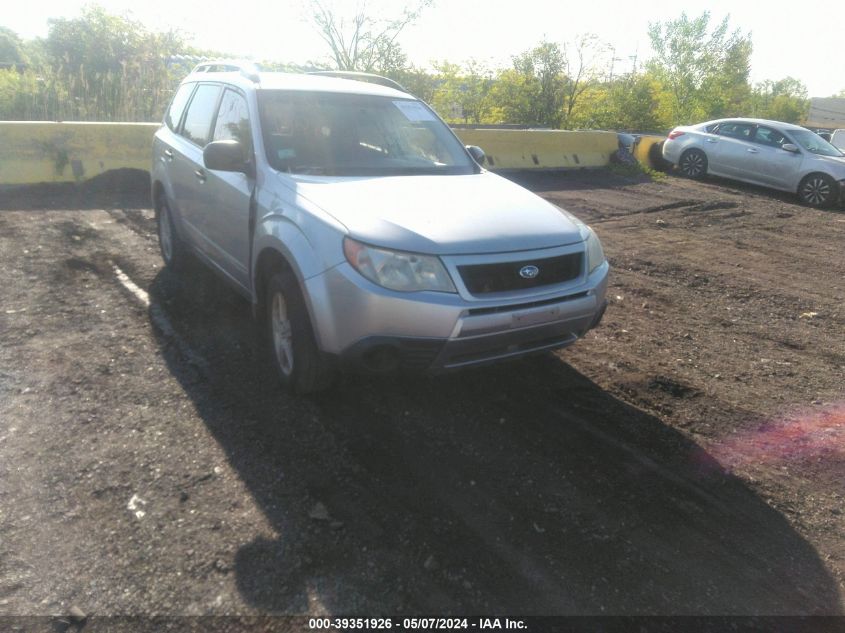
[0,168,843,621]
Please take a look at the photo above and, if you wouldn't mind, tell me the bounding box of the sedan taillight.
[668,130,685,140]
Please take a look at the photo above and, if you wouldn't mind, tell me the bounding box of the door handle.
[194,169,206,182]
[163,149,173,159]
[747,148,759,153]
[706,138,717,143]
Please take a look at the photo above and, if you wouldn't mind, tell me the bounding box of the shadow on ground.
[146,253,841,616]
[0,169,151,211]
[503,169,652,193]
[661,171,845,212]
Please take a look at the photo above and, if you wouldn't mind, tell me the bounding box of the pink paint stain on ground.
[698,402,845,476]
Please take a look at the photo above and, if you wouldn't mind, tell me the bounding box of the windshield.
[258,91,476,176]
[789,129,844,157]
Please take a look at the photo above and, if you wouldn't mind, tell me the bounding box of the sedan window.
[789,129,844,157]
[753,126,787,148]
[717,122,755,140]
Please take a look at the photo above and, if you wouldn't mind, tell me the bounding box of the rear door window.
[717,122,755,140]
[181,84,222,147]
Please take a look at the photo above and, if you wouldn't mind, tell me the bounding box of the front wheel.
[157,199,187,270]
[265,271,335,394]
[679,148,708,179]
[798,173,838,208]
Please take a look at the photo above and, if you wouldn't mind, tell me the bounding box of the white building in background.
[806,98,845,129]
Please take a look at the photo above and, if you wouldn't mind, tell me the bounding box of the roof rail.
[191,59,260,83]
[307,71,409,94]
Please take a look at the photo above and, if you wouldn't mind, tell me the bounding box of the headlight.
[580,225,606,274]
[343,237,456,293]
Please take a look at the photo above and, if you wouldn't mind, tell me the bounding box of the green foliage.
[387,66,438,102]
[750,78,809,123]
[569,73,668,132]
[429,60,495,124]
[509,41,566,128]
[0,6,823,133]
[607,160,667,182]
[44,6,185,120]
[0,26,27,65]
[647,11,752,125]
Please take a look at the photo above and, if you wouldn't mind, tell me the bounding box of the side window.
[165,83,195,131]
[753,126,787,148]
[181,84,222,147]
[717,122,754,140]
[212,89,252,154]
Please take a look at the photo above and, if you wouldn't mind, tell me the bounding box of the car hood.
[286,172,584,255]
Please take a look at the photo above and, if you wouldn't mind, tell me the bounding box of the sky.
[6,0,845,98]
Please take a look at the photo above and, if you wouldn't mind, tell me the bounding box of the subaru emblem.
[519,265,540,279]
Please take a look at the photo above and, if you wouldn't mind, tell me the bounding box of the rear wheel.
[798,173,838,208]
[679,148,707,179]
[265,271,335,394]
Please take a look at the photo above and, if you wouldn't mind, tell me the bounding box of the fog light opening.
[362,345,401,372]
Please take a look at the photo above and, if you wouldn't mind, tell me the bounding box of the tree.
[647,12,752,124]
[561,34,608,125]
[569,72,668,132]
[494,40,566,127]
[751,77,809,123]
[0,26,27,66]
[429,60,494,124]
[45,5,186,120]
[308,0,432,73]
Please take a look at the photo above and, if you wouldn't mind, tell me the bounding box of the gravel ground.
[0,169,842,622]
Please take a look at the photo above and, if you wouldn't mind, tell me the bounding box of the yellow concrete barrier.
[0,122,158,185]
[455,129,618,169]
[632,134,667,169]
[0,122,621,186]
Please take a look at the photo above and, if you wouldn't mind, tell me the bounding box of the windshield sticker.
[277,148,296,160]
[393,100,436,122]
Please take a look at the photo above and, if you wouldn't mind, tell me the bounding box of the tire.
[798,173,838,208]
[649,141,671,172]
[679,148,707,179]
[265,271,335,394]
[157,198,187,271]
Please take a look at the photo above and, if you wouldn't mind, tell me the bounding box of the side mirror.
[781,143,799,153]
[204,140,252,174]
[466,145,486,165]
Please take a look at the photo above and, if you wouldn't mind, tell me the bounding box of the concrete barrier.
[632,134,668,170]
[0,122,158,185]
[0,122,619,186]
[457,129,617,169]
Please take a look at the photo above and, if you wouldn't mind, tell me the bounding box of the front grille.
[458,252,583,295]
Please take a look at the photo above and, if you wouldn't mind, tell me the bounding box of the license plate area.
[512,306,561,327]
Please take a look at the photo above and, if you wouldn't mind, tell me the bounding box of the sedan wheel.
[679,149,707,179]
[799,174,837,208]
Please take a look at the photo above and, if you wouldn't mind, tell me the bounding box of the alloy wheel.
[801,176,831,206]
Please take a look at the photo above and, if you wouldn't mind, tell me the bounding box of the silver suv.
[152,62,609,392]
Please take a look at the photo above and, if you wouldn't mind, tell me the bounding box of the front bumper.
[305,253,610,372]
[341,297,608,371]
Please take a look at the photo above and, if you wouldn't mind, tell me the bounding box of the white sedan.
[662,118,845,207]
